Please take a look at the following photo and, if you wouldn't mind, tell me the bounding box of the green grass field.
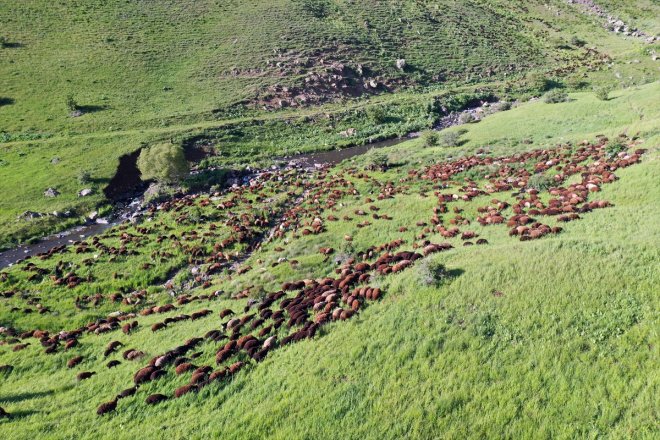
[2,0,659,248]
[0,80,658,439]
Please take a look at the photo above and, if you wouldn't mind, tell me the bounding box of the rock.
[96,218,109,225]
[18,211,42,221]
[88,211,98,221]
[368,79,378,88]
[44,188,60,198]
[50,157,60,165]
[396,59,406,70]
[78,188,93,197]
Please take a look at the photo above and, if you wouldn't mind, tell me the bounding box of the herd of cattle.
[0,138,645,417]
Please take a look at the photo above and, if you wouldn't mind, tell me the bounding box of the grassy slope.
[2,0,658,247]
[0,84,657,439]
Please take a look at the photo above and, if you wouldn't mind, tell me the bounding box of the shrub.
[604,139,627,159]
[66,95,79,112]
[440,130,464,147]
[365,106,387,124]
[137,143,189,184]
[527,72,550,93]
[418,259,450,287]
[594,87,612,101]
[422,130,439,147]
[492,101,511,112]
[543,89,569,104]
[458,112,476,124]
[299,0,332,18]
[365,151,389,171]
[570,36,586,47]
[527,174,554,191]
[77,170,91,184]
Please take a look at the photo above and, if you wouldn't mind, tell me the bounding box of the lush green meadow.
[2,0,659,248]
[0,80,658,439]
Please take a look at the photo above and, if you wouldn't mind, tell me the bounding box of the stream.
[0,99,496,269]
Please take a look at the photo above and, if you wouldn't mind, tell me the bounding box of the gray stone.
[18,211,42,220]
[44,187,60,198]
[78,188,93,197]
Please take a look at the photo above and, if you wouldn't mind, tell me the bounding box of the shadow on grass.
[77,104,110,114]
[0,97,15,107]
[0,389,54,404]
[0,409,40,420]
[1,41,24,49]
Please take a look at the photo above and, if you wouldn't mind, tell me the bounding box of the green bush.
[527,174,554,191]
[458,112,476,124]
[66,95,79,112]
[137,143,189,184]
[543,89,569,104]
[77,170,91,185]
[418,259,450,287]
[594,87,612,101]
[365,151,389,171]
[492,101,512,112]
[440,130,464,147]
[570,36,586,47]
[604,139,627,159]
[299,0,332,18]
[365,106,388,124]
[527,72,550,93]
[422,130,439,147]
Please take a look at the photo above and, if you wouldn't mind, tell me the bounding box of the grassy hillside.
[0,84,657,439]
[2,0,658,248]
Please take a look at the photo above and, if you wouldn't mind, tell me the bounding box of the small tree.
[417,259,449,287]
[77,170,92,184]
[137,143,189,184]
[440,130,466,147]
[66,95,79,112]
[594,87,612,101]
[365,151,389,171]
[422,130,439,147]
[543,89,569,103]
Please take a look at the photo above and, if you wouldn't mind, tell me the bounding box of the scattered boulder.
[395,59,406,70]
[18,211,43,221]
[78,189,93,197]
[44,188,60,198]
